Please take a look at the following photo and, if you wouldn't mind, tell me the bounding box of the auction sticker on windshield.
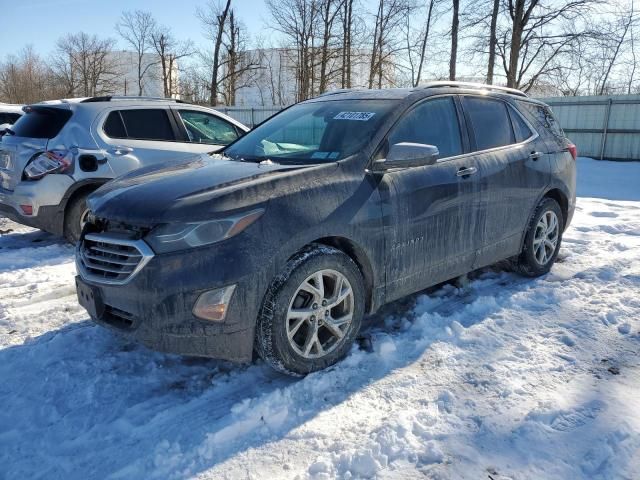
[334,112,376,121]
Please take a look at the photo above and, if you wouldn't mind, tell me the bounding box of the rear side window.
[104,109,175,141]
[10,107,72,139]
[542,106,564,139]
[462,97,514,151]
[388,96,463,159]
[508,106,534,143]
[516,101,565,140]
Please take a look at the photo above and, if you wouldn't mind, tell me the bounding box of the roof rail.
[80,96,186,103]
[316,88,357,97]
[420,81,528,98]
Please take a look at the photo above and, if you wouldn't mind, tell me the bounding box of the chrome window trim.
[76,233,155,286]
[436,95,540,164]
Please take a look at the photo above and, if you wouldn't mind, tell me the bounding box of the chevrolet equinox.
[75,82,577,375]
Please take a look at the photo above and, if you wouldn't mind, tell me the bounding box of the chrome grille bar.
[77,233,154,285]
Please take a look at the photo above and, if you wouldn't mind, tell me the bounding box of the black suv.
[75,82,576,375]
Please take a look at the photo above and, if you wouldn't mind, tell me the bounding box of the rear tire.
[64,192,91,244]
[513,197,563,277]
[255,244,365,376]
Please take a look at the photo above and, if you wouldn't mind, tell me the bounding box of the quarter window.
[103,112,126,138]
[388,97,463,159]
[104,109,175,141]
[178,110,240,145]
[462,97,514,150]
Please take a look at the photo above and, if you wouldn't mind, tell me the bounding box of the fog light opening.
[20,204,33,216]
[193,285,236,322]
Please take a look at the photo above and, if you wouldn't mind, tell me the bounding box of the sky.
[0,0,272,58]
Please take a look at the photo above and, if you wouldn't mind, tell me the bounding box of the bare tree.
[628,11,637,93]
[0,46,66,103]
[220,11,262,104]
[116,10,157,95]
[595,2,636,94]
[315,0,344,93]
[198,0,233,105]
[151,25,194,98]
[497,0,594,90]
[266,0,320,101]
[52,32,118,97]
[403,0,441,87]
[369,0,410,88]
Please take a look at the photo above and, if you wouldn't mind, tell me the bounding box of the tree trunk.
[210,0,232,106]
[369,0,384,89]
[341,0,353,88]
[487,0,500,84]
[449,0,459,81]
[414,0,435,87]
[507,0,525,88]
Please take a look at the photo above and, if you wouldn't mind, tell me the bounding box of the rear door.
[460,95,551,267]
[98,107,199,176]
[378,95,484,301]
[0,106,71,191]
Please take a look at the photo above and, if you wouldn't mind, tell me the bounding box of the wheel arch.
[61,179,110,224]
[543,188,569,230]
[303,236,377,314]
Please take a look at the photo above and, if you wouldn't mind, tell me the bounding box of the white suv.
[0,96,248,241]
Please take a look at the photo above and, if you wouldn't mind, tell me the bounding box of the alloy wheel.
[533,210,559,266]
[286,269,354,359]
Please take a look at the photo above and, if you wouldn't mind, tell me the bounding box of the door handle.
[456,166,477,177]
[109,146,133,155]
[529,151,543,160]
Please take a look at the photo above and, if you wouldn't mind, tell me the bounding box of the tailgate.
[0,105,72,192]
[0,136,48,191]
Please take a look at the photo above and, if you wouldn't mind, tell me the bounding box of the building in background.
[230,48,395,107]
[108,51,179,98]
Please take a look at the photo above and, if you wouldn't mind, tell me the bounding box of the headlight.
[24,150,72,179]
[146,208,264,253]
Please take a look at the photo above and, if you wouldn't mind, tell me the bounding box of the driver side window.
[388,97,463,159]
[178,110,239,145]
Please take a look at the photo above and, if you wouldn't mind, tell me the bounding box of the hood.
[89,154,337,225]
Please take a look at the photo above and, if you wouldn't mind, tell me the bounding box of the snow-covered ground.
[0,157,639,480]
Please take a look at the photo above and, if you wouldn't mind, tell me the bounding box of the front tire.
[255,244,365,376]
[513,197,563,277]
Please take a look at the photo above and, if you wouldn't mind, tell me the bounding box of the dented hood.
[88,154,330,225]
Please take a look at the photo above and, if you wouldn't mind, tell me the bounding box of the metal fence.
[217,106,283,127]
[219,95,640,161]
[540,95,640,161]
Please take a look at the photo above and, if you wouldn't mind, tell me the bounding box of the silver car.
[0,96,248,242]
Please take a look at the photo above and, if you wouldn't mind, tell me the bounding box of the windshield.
[224,99,397,164]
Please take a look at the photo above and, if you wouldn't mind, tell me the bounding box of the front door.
[377,96,483,302]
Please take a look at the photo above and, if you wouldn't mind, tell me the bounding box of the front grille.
[78,233,154,285]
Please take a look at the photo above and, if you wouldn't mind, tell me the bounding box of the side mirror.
[374,142,439,170]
